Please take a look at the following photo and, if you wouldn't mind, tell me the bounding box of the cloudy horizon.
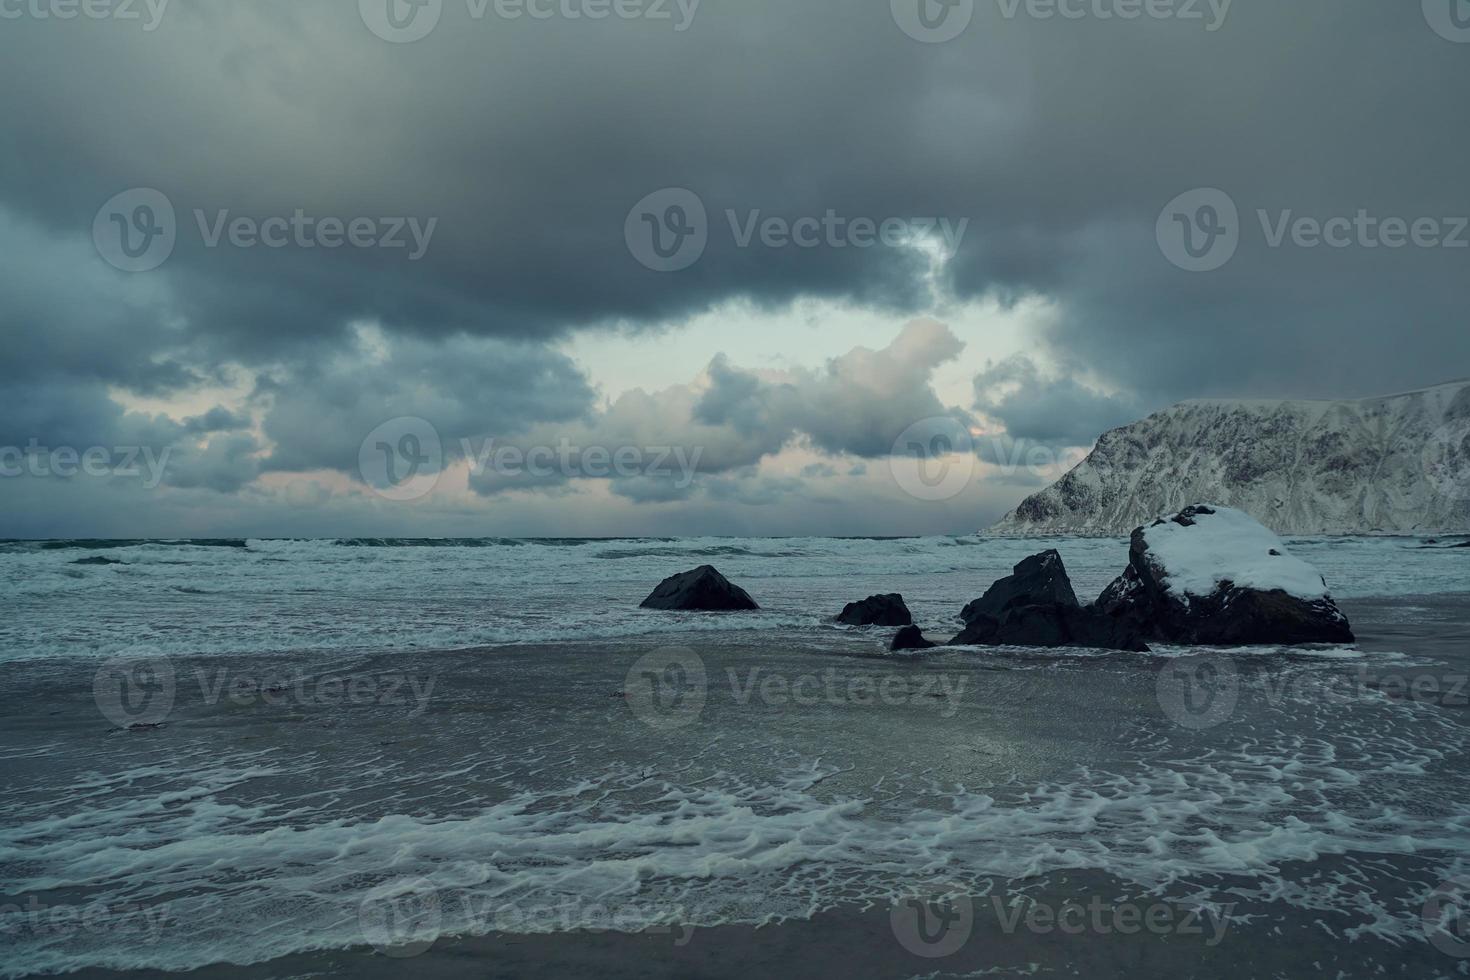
[3,1,1468,538]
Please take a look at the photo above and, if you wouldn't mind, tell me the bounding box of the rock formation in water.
[640,565,760,611]
[1095,505,1355,645]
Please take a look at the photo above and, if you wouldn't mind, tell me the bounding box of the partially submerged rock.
[952,550,1149,652]
[891,626,938,651]
[952,603,1150,653]
[640,565,760,611]
[1096,504,1354,645]
[960,550,1078,624]
[836,594,912,627]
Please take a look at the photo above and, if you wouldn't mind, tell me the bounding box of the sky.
[2,0,1467,538]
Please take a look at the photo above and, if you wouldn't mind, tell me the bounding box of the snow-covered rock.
[990,379,1470,536]
[1096,505,1355,645]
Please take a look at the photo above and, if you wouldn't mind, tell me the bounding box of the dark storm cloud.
[0,0,1456,404]
[0,211,198,395]
[182,407,253,435]
[164,433,262,494]
[973,355,1144,446]
[258,331,597,475]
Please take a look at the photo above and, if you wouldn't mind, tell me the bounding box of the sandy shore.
[58,868,1458,980]
[9,593,1470,979]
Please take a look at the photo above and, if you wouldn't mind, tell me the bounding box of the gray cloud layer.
[2,0,1466,534]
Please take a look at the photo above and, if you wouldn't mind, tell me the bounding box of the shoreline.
[51,868,1462,980]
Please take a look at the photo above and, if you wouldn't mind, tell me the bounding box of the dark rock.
[836,594,912,627]
[1096,504,1354,646]
[72,556,124,566]
[950,602,1150,653]
[891,626,938,651]
[640,565,759,611]
[960,550,1078,625]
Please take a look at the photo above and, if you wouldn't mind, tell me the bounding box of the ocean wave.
[4,693,1466,976]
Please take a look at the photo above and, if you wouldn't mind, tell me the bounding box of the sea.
[2,535,1469,978]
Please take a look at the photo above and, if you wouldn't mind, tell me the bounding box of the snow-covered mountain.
[990,380,1470,536]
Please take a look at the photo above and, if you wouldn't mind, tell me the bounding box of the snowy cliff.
[990,380,1470,536]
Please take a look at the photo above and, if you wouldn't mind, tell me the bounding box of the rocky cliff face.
[990,380,1470,536]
